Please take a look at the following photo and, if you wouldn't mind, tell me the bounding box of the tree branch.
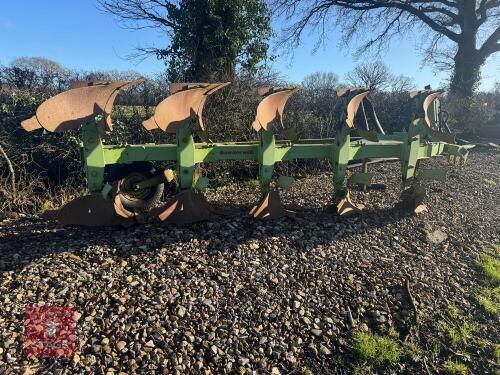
[97,0,176,29]
[325,1,461,42]
[479,25,500,58]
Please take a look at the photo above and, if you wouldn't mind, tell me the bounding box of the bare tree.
[274,0,500,98]
[298,72,341,137]
[0,57,72,93]
[345,61,415,92]
[345,61,393,90]
[302,71,340,91]
[390,74,416,93]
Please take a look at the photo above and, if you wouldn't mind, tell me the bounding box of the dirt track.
[0,151,499,374]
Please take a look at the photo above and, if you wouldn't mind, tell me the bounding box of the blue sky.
[1,0,498,90]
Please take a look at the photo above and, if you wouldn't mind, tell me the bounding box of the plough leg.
[400,119,426,212]
[82,121,106,193]
[157,125,214,224]
[333,127,364,216]
[250,130,293,219]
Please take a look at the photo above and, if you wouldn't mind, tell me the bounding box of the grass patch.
[478,254,500,285]
[475,245,500,315]
[437,318,477,349]
[354,331,402,365]
[448,305,459,319]
[482,178,497,186]
[245,178,260,187]
[443,358,468,374]
[404,342,425,362]
[476,286,500,315]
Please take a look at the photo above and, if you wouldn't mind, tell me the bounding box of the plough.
[21,81,469,226]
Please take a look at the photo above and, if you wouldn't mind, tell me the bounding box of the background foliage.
[0,57,498,214]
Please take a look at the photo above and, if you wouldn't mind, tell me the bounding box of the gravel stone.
[0,151,498,374]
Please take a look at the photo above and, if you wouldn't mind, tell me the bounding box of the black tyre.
[106,162,164,211]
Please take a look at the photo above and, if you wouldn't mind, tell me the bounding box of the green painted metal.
[177,124,196,190]
[258,130,276,194]
[194,144,258,162]
[77,96,468,211]
[82,121,106,193]
[103,144,177,164]
[400,118,422,190]
[332,126,351,198]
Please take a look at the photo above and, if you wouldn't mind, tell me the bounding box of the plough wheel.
[108,162,164,211]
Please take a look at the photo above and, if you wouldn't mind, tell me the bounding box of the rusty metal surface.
[40,194,136,227]
[336,87,372,129]
[153,190,214,224]
[400,185,427,213]
[249,190,295,220]
[70,81,113,89]
[346,91,370,128]
[336,87,366,98]
[421,91,456,144]
[422,91,442,128]
[252,87,299,132]
[336,191,365,216]
[20,117,43,131]
[21,80,143,133]
[143,83,230,133]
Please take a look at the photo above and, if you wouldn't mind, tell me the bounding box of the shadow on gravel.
[0,203,414,272]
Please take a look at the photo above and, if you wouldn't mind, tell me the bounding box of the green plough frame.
[81,91,468,206]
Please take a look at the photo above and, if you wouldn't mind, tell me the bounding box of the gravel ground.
[0,150,498,374]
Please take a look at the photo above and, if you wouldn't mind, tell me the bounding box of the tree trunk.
[449,48,484,99]
[450,2,483,99]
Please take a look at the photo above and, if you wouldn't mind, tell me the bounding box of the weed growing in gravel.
[480,257,500,284]
[476,286,499,315]
[245,178,260,187]
[354,331,402,365]
[443,358,468,374]
[475,245,500,315]
[478,253,500,285]
[404,342,425,362]
[437,318,477,349]
[448,305,459,319]
[482,178,497,186]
